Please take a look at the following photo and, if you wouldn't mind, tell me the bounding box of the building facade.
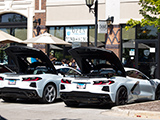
[0,0,159,78]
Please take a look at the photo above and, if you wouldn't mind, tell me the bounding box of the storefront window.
[14,28,27,40]
[0,13,27,64]
[0,13,27,23]
[136,25,158,39]
[48,25,106,60]
[122,25,158,78]
[89,26,105,47]
[122,25,136,67]
[49,27,66,61]
[49,27,64,40]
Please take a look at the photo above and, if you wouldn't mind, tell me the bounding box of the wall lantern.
[106,16,114,25]
[33,18,41,36]
[33,19,37,29]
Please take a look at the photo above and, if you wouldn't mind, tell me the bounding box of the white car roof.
[55,65,81,74]
[55,65,70,69]
[124,67,139,72]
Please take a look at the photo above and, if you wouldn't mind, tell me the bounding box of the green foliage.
[55,51,63,61]
[55,51,72,61]
[125,0,160,31]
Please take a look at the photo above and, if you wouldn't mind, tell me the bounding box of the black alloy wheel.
[115,87,128,106]
[155,85,160,100]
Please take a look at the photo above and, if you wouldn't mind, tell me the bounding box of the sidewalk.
[102,100,160,119]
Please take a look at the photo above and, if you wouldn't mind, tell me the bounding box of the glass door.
[135,40,158,78]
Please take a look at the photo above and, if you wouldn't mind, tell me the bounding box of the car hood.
[68,47,126,77]
[5,46,57,74]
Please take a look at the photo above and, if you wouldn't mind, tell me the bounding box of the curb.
[111,106,160,119]
[102,101,160,119]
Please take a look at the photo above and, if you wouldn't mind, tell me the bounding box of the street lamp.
[85,0,98,47]
[85,0,94,9]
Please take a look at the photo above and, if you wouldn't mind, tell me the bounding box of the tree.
[125,0,160,31]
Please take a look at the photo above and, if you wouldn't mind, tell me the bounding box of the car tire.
[155,85,160,100]
[40,84,57,104]
[2,97,17,102]
[115,87,128,106]
[64,101,79,107]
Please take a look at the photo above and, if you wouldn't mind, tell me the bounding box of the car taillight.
[22,77,42,81]
[61,79,71,84]
[0,77,4,81]
[93,80,114,85]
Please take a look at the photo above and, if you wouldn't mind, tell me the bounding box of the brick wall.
[34,0,46,26]
[105,25,121,59]
[33,0,47,37]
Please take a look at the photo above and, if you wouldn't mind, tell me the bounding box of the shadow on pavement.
[1,98,63,104]
[65,103,113,110]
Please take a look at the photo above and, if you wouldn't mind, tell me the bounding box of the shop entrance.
[135,39,158,78]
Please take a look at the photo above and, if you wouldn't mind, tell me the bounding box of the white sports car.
[60,47,160,106]
[0,46,62,103]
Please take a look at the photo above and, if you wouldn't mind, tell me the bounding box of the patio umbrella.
[0,30,23,43]
[123,40,150,49]
[23,32,71,56]
[50,45,63,50]
[23,32,71,45]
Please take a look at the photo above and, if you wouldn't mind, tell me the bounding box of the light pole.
[85,0,98,47]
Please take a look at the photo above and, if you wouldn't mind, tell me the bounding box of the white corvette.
[0,46,62,103]
[60,47,160,106]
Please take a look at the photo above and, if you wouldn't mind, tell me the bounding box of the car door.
[126,70,154,101]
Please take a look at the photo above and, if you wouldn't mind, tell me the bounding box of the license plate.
[77,83,86,89]
[8,80,16,85]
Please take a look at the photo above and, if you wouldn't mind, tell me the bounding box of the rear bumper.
[0,87,40,99]
[60,91,113,104]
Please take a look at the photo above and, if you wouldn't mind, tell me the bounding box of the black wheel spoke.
[116,87,128,105]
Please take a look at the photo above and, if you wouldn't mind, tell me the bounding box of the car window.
[67,69,80,75]
[57,68,69,74]
[126,70,147,79]
[57,68,81,77]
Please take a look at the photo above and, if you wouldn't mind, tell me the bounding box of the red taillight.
[22,77,42,81]
[93,80,114,85]
[106,80,114,85]
[61,79,71,84]
[0,77,4,81]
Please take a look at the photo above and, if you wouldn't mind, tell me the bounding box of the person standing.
[69,58,77,69]
[61,59,68,66]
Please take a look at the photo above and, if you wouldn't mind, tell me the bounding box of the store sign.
[129,49,135,56]
[98,21,107,33]
[65,26,88,42]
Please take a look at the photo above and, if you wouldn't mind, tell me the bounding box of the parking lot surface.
[0,99,155,120]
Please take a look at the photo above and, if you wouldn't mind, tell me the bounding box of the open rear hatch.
[68,47,126,77]
[5,45,56,74]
